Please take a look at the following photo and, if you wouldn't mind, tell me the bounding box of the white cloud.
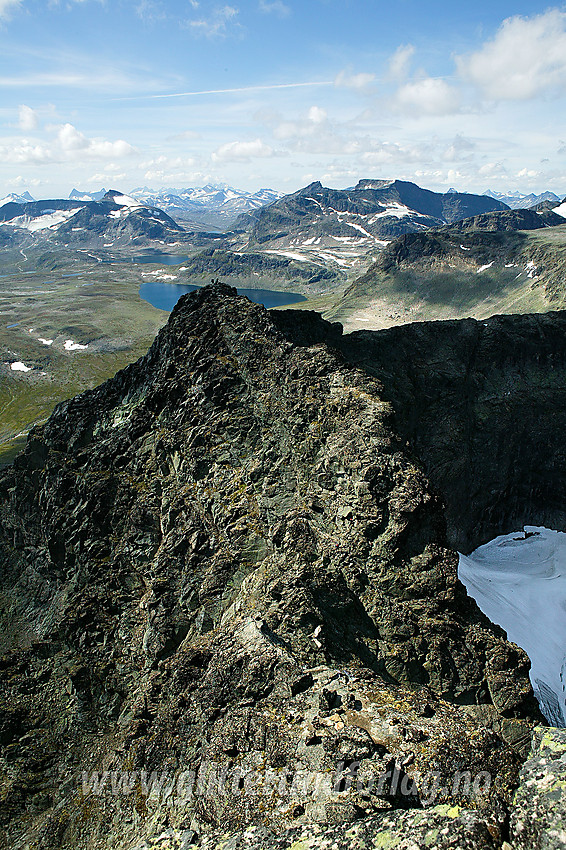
[258,0,290,17]
[0,0,22,19]
[477,161,508,179]
[334,69,376,90]
[18,105,38,131]
[211,138,277,162]
[7,174,41,188]
[0,122,136,165]
[393,77,461,116]
[388,44,415,81]
[88,171,126,184]
[56,123,136,158]
[187,5,240,38]
[457,9,566,101]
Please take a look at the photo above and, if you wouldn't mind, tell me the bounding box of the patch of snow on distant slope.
[5,208,81,232]
[113,194,142,208]
[10,361,31,372]
[264,250,310,262]
[64,339,88,351]
[477,262,494,273]
[553,201,566,218]
[368,203,414,222]
[345,222,375,239]
[459,527,566,726]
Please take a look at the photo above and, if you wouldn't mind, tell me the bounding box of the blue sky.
[1,0,566,198]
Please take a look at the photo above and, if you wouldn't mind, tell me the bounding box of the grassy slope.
[298,226,566,331]
[0,258,167,465]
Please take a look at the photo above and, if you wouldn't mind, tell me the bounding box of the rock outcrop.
[0,284,557,849]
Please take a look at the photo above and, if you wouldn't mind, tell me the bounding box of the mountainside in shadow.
[1,284,561,849]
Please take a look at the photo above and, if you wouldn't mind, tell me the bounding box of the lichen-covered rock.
[510,726,566,849]
[0,284,545,848]
[132,805,505,850]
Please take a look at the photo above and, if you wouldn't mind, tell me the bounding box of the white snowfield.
[64,339,88,351]
[4,208,81,232]
[459,527,566,726]
[9,361,31,372]
[112,194,142,209]
[553,201,566,218]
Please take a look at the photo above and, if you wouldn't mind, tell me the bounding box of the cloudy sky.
[1,0,565,198]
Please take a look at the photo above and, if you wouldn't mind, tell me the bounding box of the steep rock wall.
[337,312,566,552]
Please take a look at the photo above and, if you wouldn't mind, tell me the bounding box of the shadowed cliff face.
[335,313,566,553]
[0,285,550,848]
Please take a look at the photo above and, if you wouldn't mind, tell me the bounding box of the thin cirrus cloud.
[186,4,241,38]
[456,9,566,101]
[141,80,334,100]
[0,0,21,19]
[258,0,290,17]
[334,69,376,90]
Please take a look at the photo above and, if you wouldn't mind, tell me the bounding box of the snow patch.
[345,222,375,239]
[10,361,31,372]
[38,338,53,346]
[5,208,81,232]
[264,250,310,262]
[553,202,566,219]
[476,262,494,274]
[459,527,566,726]
[64,339,88,351]
[525,260,538,278]
[368,203,413,222]
[113,194,141,208]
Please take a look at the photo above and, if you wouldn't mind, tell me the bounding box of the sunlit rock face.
[459,527,566,727]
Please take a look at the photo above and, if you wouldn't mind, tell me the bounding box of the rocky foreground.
[1,284,566,848]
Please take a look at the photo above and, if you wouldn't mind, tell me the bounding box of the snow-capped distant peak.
[0,191,35,208]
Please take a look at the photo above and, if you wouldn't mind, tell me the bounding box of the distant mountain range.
[0,191,35,207]
[0,184,283,230]
[128,184,282,228]
[483,189,563,209]
[2,180,565,273]
[0,189,184,248]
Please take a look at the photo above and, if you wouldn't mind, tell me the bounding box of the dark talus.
[0,284,548,848]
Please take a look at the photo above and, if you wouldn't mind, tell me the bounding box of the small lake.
[139,282,307,312]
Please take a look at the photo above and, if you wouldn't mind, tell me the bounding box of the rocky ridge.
[0,284,561,849]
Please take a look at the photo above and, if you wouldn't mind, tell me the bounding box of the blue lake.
[139,282,307,312]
